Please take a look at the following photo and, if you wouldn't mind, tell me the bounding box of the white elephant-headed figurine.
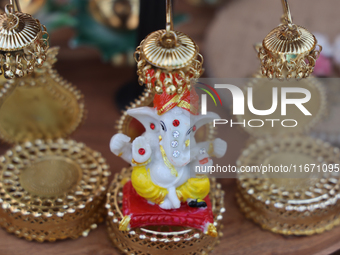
[110,105,227,210]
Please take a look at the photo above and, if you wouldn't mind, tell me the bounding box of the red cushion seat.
[122,181,214,233]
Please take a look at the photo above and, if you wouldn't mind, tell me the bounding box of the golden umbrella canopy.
[0,0,49,79]
[258,0,322,80]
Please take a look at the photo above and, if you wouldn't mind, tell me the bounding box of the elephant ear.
[194,112,220,130]
[127,107,160,133]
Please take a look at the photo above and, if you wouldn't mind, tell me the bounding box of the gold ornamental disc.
[0,68,85,144]
[106,167,225,255]
[0,139,111,242]
[237,136,340,235]
[20,157,82,197]
[236,77,326,137]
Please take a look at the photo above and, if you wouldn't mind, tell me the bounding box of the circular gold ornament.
[0,139,111,242]
[235,77,327,138]
[0,48,85,144]
[258,0,322,80]
[89,0,139,30]
[0,4,49,79]
[106,167,225,255]
[236,136,340,235]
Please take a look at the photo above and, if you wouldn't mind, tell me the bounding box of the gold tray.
[106,167,225,255]
[236,136,340,235]
[0,69,85,144]
[0,139,110,242]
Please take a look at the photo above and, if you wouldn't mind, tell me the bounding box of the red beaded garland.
[138,148,145,155]
[150,123,155,130]
[173,119,180,127]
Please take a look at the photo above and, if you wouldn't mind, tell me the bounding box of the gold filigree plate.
[236,136,340,235]
[106,167,225,255]
[235,77,327,138]
[0,48,85,144]
[89,0,139,30]
[0,139,110,242]
[0,4,49,79]
[258,0,321,80]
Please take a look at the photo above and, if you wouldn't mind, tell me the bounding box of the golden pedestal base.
[106,167,225,255]
[0,139,110,242]
[236,136,340,235]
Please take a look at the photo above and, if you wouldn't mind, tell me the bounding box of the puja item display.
[235,1,334,234]
[107,0,227,253]
[0,0,110,242]
[234,79,333,236]
[257,0,322,80]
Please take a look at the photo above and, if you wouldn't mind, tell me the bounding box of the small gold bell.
[134,0,203,95]
[258,0,322,80]
[0,0,49,79]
